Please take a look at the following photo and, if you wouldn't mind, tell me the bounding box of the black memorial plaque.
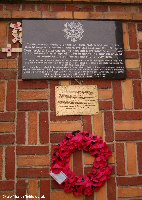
[22,20,126,80]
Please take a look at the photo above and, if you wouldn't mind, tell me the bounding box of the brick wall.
[0,1,142,200]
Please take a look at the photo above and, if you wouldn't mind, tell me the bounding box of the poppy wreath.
[51,130,113,196]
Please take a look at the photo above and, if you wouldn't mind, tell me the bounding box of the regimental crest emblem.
[63,21,84,43]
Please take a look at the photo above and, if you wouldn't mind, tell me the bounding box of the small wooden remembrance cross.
[2,44,22,57]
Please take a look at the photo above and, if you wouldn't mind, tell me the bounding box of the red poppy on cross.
[2,44,22,57]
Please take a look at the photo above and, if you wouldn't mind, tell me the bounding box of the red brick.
[0,181,14,191]
[51,180,64,189]
[50,80,60,111]
[6,80,16,111]
[140,52,142,71]
[139,5,142,12]
[50,111,81,121]
[0,134,15,144]
[124,23,129,50]
[128,23,138,49]
[28,180,38,199]
[84,167,92,175]
[99,89,112,100]
[125,51,139,59]
[123,21,129,32]
[71,80,112,89]
[16,112,26,144]
[99,101,112,110]
[82,116,92,133]
[39,112,49,144]
[0,52,8,59]
[17,155,49,167]
[22,4,36,11]
[16,146,49,155]
[113,81,123,110]
[6,4,20,11]
[125,59,139,69]
[0,60,17,69]
[117,176,142,186]
[137,143,142,174]
[116,121,142,131]
[115,111,142,120]
[50,133,65,143]
[73,151,83,176]
[116,132,142,141]
[0,70,17,80]
[51,144,57,154]
[0,81,5,112]
[84,154,94,165]
[111,166,116,175]
[0,147,2,179]
[12,11,41,18]
[116,143,125,175]
[86,195,94,200]
[126,84,137,109]
[18,54,22,79]
[113,5,138,12]
[126,69,141,79]
[93,112,104,137]
[133,13,142,21]
[127,142,137,175]
[110,5,127,12]
[40,180,50,200]
[18,80,48,89]
[18,102,48,111]
[28,112,38,145]
[5,146,15,179]
[7,53,17,60]
[16,180,27,200]
[17,168,49,178]
[51,5,65,11]
[37,4,50,11]
[104,111,114,142]
[50,121,82,132]
[0,52,19,59]
[66,4,94,11]
[96,5,108,12]
[0,22,7,47]
[42,11,72,19]
[0,112,15,122]
[108,143,114,152]
[0,4,3,10]
[66,4,79,11]
[107,177,116,200]
[103,12,132,20]
[18,90,48,100]
[0,123,15,133]
[133,80,142,109]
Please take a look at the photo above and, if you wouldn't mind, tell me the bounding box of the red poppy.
[50,131,113,196]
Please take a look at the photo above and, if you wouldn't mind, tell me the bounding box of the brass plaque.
[55,85,99,116]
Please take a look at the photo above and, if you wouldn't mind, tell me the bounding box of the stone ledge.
[1,0,142,4]
[73,12,142,20]
[0,11,142,20]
